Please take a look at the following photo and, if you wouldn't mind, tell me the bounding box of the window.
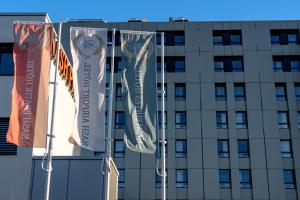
[295,83,300,101]
[175,111,186,129]
[270,30,299,45]
[157,31,185,46]
[0,118,17,155]
[234,83,246,101]
[215,83,226,101]
[176,169,188,188]
[240,170,252,189]
[107,31,121,46]
[219,169,231,188]
[115,112,125,129]
[157,83,167,101]
[216,111,228,129]
[175,83,186,101]
[273,56,300,72]
[283,170,296,189]
[157,57,185,72]
[116,83,122,101]
[298,112,300,128]
[106,57,122,73]
[214,56,244,72]
[157,140,167,158]
[278,111,289,129]
[105,83,109,102]
[236,111,247,129]
[280,140,292,158]
[218,140,229,158]
[238,140,249,158]
[155,169,168,188]
[275,83,287,101]
[118,169,125,188]
[0,43,14,75]
[176,140,187,158]
[213,30,242,45]
[114,140,125,158]
[158,111,167,129]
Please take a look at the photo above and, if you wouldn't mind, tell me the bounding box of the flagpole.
[44,22,62,200]
[104,28,116,200]
[160,32,167,200]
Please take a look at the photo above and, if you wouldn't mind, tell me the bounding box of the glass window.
[114,140,125,158]
[273,61,283,72]
[0,118,17,155]
[280,140,292,158]
[295,84,300,101]
[174,34,185,46]
[236,112,247,129]
[175,111,186,129]
[156,59,166,72]
[118,169,125,188]
[216,111,228,129]
[175,83,186,101]
[218,140,229,158]
[240,169,252,189]
[271,35,280,44]
[214,61,224,72]
[157,83,167,101]
[0,53,14,75]
[278,112,289,129]
[176,140,187,158]
[174,60,185,72]
[234,83,246,101]
[213,35,223,45]
[275,83,287,101]
[116,83,122,101]
[158,111,167,129]
[238,140,249,158]
[283,170,296,189]
[219,169,231,188]
[291,60,300,72]
[115,112,125,129]
[232,59,243,72]
[215,83,226,101]
[155,169,168,188]
[231,34,241,45]
[288,34,298,44]
[176,169,188,188]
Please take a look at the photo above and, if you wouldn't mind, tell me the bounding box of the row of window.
[118,168,297,189]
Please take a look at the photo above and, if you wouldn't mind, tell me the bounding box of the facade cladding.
[0,13,300,200]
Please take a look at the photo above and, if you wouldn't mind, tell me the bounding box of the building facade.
[0,13,300,200]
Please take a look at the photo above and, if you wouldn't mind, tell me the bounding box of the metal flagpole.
[160,32,167,200]
[104,28,116,200]
[43,22,62,200]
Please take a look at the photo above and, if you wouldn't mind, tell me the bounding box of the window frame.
[114,139,125,158]
[238,139,250,158]
[216,111,228,129]
[277,111,290,129]
[280,140,292,158]
[236,111,248,129]
[218,139,229,158]
[0,43,14,76]
[176,169,188,188]
[239,169,252,189]
[175,83,186,101]
[234,83,246,101]
[175,111,187,129]
[275,83,287,101]
[215,83,227,101]
[115,111,125,129]
[175,139,187,158]
[283,169,296,189]
[219,169,231,188]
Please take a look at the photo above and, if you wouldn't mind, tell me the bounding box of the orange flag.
[6,22,52,147]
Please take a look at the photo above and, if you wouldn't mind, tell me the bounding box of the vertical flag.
[120,30,157,154]
[6,22,52,147]
[69,27,107,151]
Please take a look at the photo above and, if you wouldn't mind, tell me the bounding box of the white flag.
[69,27,107,151]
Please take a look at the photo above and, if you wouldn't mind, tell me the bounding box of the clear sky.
[1,0,300,22]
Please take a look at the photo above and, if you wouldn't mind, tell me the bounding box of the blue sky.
[1,0,300,22]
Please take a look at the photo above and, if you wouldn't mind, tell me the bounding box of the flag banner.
[120,30,157,154]
[69,27,107,151]
[6,22,52,147]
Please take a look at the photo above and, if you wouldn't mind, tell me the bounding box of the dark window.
[158,111,167,129]
[218,140,229,158]
[176,169,188,188]
[281,140,292,158]
[216,111,228,129]
[214,56,244,72]
[116,83,122,101]
[270,30,299,45]
[295,83,300,101]
[157,57,185,72]
[283,170,296,189]
[215,83,226,101]
[157,83,167,101]
[0,118,17,155]
[234,83,246,101]
[238,140,249,158]
[240,169,252,189]
[107,31,121,46]
[175,83,186,101]
[0,43,14,75]
[278,111,289,129]
[273,56,300,72]
[213,30,242,45]
[114,140,125,158]
[106,57,122,73]
[118,169,125,188]
[157,31,185,46]
[175,111,186,129]
[219,169,231,188]
[275,83,287,101]
[115,112,125,129]
[155,169,168,188]
[176,139,187,158]
[236,111,247,129]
